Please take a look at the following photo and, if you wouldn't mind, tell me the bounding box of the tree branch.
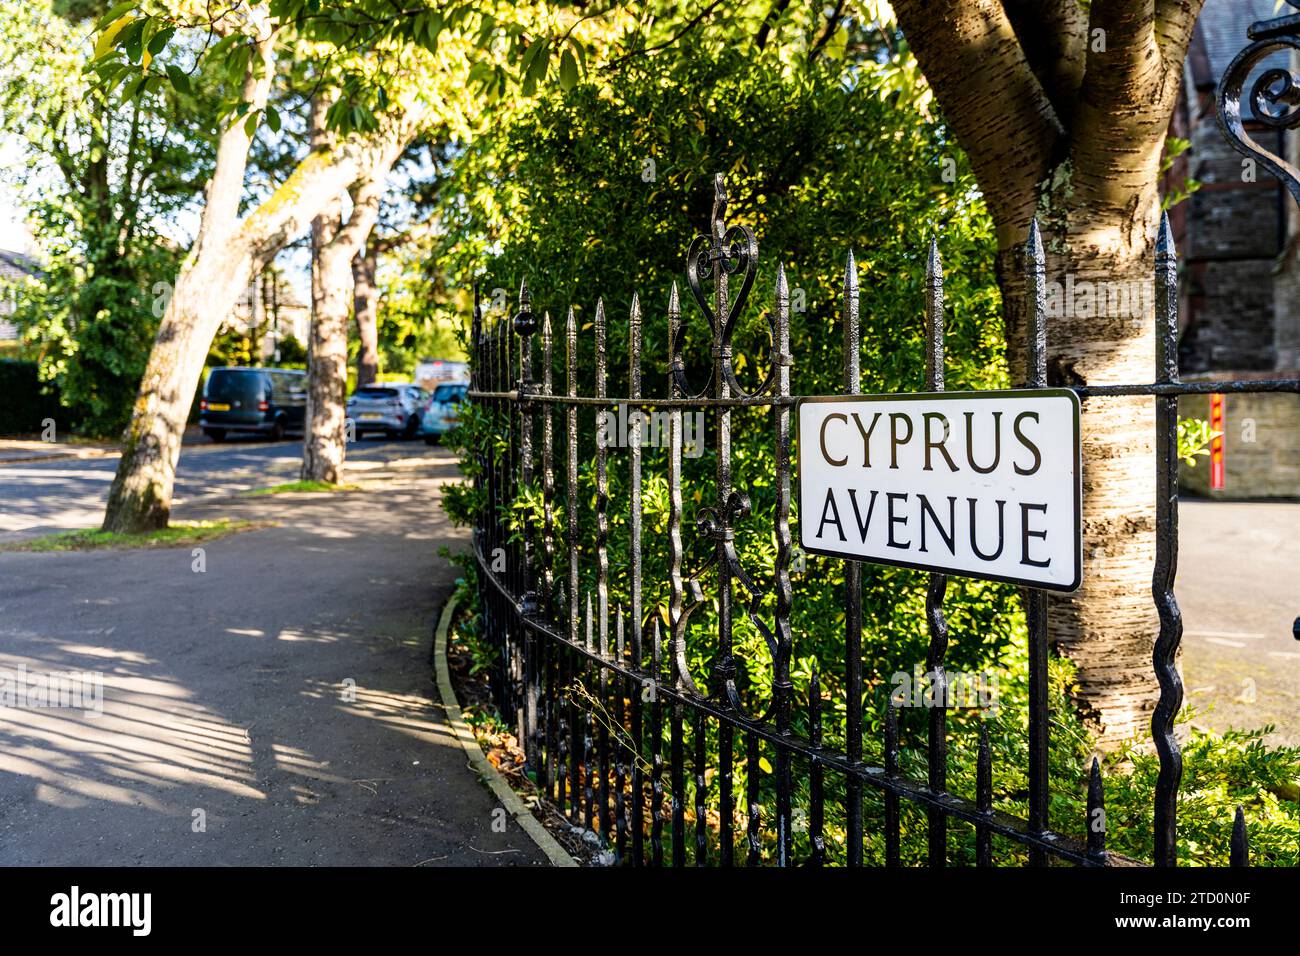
[808,0,846,63]
[1071,0,1201,213]
[1081,0,1160,119]
[1155,0,1206,72]
[239,102,427,274]
[602,0,730,70]
[1000,0,1088,129]
[331,158,395,262]
[754,0,792,51]
[892,0,1063,246]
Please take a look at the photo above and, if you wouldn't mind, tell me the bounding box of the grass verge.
[0,519,272,553]
[244,480,360,496]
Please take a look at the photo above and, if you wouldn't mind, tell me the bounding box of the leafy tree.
[94,0,627,529]
[0,0,217,435]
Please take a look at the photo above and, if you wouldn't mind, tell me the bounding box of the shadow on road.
[0,451,546,866]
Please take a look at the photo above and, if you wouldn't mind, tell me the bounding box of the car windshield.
[207,369,264,402]
[352,387,398,399]
[432,385,464,402]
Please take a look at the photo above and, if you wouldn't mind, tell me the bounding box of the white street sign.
[798,390,1081,592]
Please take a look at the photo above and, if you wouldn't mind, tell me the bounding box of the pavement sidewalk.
[0,439,117,465]
[0,450,548,866]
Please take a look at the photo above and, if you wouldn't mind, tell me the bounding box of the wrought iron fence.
[465,174,1299,867]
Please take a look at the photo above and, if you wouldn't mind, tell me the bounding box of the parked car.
[417,382,469,444]
[199,367,306,442]
[346,382,430,439]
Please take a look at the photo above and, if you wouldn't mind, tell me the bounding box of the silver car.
[346,383,430,439]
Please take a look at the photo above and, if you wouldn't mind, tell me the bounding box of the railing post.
[923,236,949,867]
[666,282,689,867]
[565,306,581,823]
[842,249,864,867]
[514,280,541,774]
[540,311,558,802]
[1024,220,1051,866]
[709,175,737,867]
[628,294,645,865]
[772,264,794,866]
[1152,212,1185,867]
[471,285,492,705]
[594,297,612,840]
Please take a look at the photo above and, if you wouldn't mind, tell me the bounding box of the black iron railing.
[466,174,1299,867]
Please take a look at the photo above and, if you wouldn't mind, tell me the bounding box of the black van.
[199,367,307,442]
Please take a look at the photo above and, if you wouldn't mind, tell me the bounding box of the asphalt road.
[1178,499,1300,745]
[0,442,547,866]
[0,435,427,543]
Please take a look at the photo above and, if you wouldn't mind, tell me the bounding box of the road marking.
[1268,651,1300,659]
[1204,637,1246,648]
[1185,630,1265,640]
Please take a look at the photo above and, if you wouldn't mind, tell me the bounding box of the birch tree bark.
[890,0,1205,745]
[300,113,415,483]
[352,241,380,388]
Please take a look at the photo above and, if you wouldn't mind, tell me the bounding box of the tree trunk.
[301,120,410,483]
[301,236,351,482]
[891,0,1203,746]
[101,18,276,533]
[352,241,381,388]
[301,97,348,484]
[101,50,429,531]
[999,176,1163,745]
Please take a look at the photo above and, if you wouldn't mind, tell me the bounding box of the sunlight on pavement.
[0,647,266,810]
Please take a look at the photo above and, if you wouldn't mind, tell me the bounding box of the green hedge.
[0,359,66,436]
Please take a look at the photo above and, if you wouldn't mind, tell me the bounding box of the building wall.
[1272,116,1300,374]
[0,252,33,341]
[1179,390,1300,498]
[1179,123,1283,374]
[1184,259,1277,371]
[1174,85,1297,499]
[1184,125,1282,260]
[1272,247,1300,372]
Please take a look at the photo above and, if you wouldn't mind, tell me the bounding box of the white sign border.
[796,388,1083,593]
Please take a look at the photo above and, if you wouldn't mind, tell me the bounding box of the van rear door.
[205,369,266,425]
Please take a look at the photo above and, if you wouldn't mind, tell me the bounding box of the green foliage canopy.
[439,35,1300,865]
[1,0,220,435]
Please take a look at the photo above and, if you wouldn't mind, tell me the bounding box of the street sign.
[798,389,1082,592]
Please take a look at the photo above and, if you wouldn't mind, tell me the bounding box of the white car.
[345,383,430,439]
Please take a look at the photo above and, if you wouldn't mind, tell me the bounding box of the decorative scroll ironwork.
[1217,1,1300,206]
[674,173,790,735]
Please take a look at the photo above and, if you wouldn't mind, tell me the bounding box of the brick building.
[1173,0,1300,497]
